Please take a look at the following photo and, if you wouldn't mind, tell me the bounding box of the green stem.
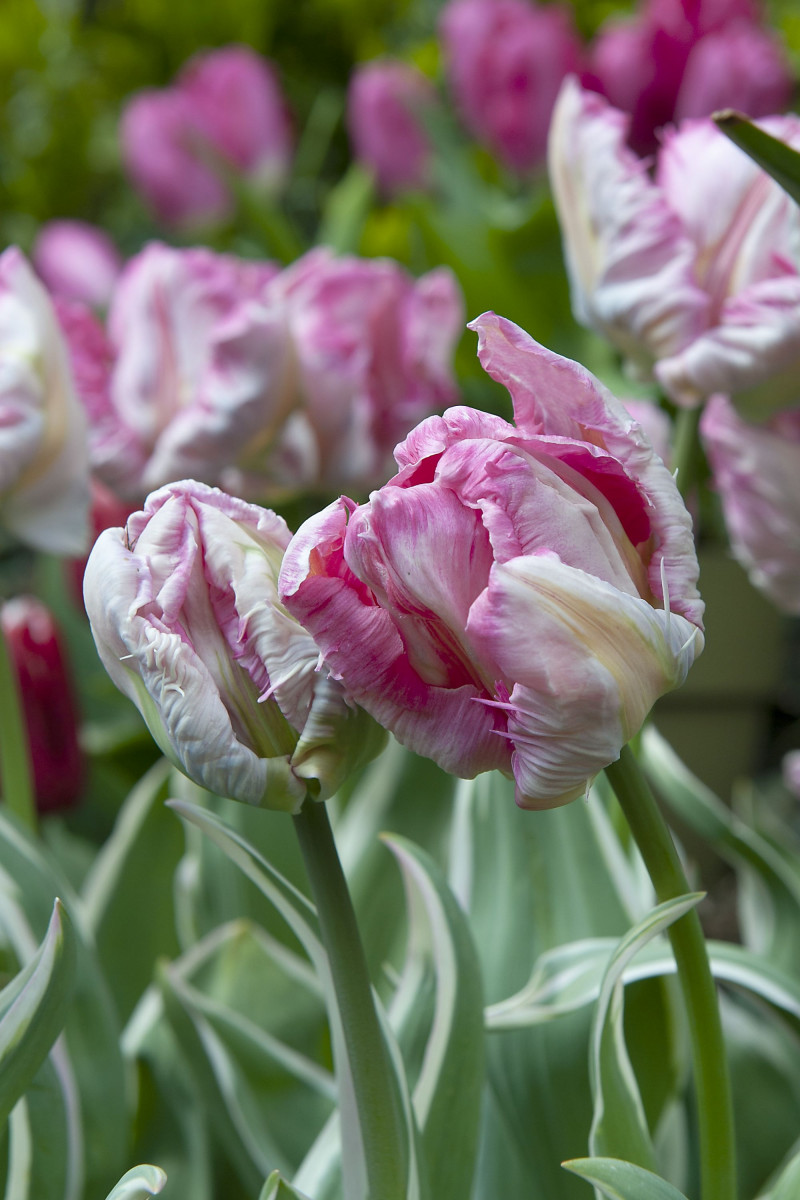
[0,625,37,834]
[671,404,703,502]
[293,799,407,1200]
[606,745,735,1200]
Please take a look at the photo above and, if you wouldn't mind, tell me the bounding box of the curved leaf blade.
[714,112,800,207]
[563,1156,689,1200]
[588,894,702,1169]
[103,1164,168,1199]
[384,834,484,1200]
[0,899,77,1129]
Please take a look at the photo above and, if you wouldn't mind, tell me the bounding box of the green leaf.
[0,812,129,1196]
[641,727,800,977]
[0,898,76,1129]
[489,934,800,1035]
[383,834,484,1200]
[81,759,183,1023]
[102,1163,168,1199]
[258,1169,314,1199]
[449,770,644,1200]
[588,895,702,1170]
[317,162,376,253]
[713,111,800,207]
[766,1144,800,1199]
[563,1156,689,1199]
[166,800,325,974]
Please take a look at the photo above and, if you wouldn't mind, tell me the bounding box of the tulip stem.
[0,624,37,834]
[293,798,407,1200]
[606,745,735,1200]
[671,404,703,502]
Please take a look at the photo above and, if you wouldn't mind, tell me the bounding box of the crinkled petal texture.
[701,396,800,614]
[84,480,382,810]
[550,80,800,414]
[74,243,291,501]
[0,248,90,554]
[280,314,704,808]
[548,78,709,375]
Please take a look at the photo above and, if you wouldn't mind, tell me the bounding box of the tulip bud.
[439,0,581,173]
[121,45,292,228]
[280,312,704,810]
[33,221,122,310]
[347,60,435,196]
[0,247,90,555]
[83,480,385,811]
[1,597,84,813]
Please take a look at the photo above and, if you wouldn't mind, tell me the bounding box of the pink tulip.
[549,80,800,414]
[121,45,292,228]
[347,60,435,196]
[60,244,463,502]
[0,248,90,555]
[84,481,385,809]
[58,243,287,501]
[1,596,84,813]
[33,221,122,310]
[439,0,582,173]
[701,396,800,614]
[256,248,464,495]
[280,312,704,809]
[585,0,792,156]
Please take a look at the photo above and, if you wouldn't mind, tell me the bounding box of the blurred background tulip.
[33,220,122,310]
[585,0,793,155]
[347,59,435,196]
[120,45,293,228]
[1,595,84,813]
[439,0,582,174]
[0,247,90,555]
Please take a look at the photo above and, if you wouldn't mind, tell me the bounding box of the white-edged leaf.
[641,727,800,974]
[258,1170,315,1200]
[762,1143,800,1199]
[383,834,483,1200]
[589,895,702,1169]
[563,1156,689,1199]
[166,800,325,973]
[488,934,800,1032]
[102,1164,167,1199]
[0,813,128,1196]
[0,899,77,1129]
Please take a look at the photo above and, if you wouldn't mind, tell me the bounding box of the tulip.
[121,45,292,228]
[58,243,288,501]
[84,481,386,810]
[347,59,435,196]
[549,79,800,415]
[1,596,84,813]
[439,0,582,174]
[33,220,122,310]
[255,248,464,495]
[0,247,90,555]
[279,312,704,809]
[700,396,800,614]
[585,0,792,156]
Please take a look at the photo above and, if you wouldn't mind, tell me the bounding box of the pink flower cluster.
[549,79,800,613]
[121,45,293,228]
[57,243,463,503]
[585,0,793,156]
[279,313,704,808]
